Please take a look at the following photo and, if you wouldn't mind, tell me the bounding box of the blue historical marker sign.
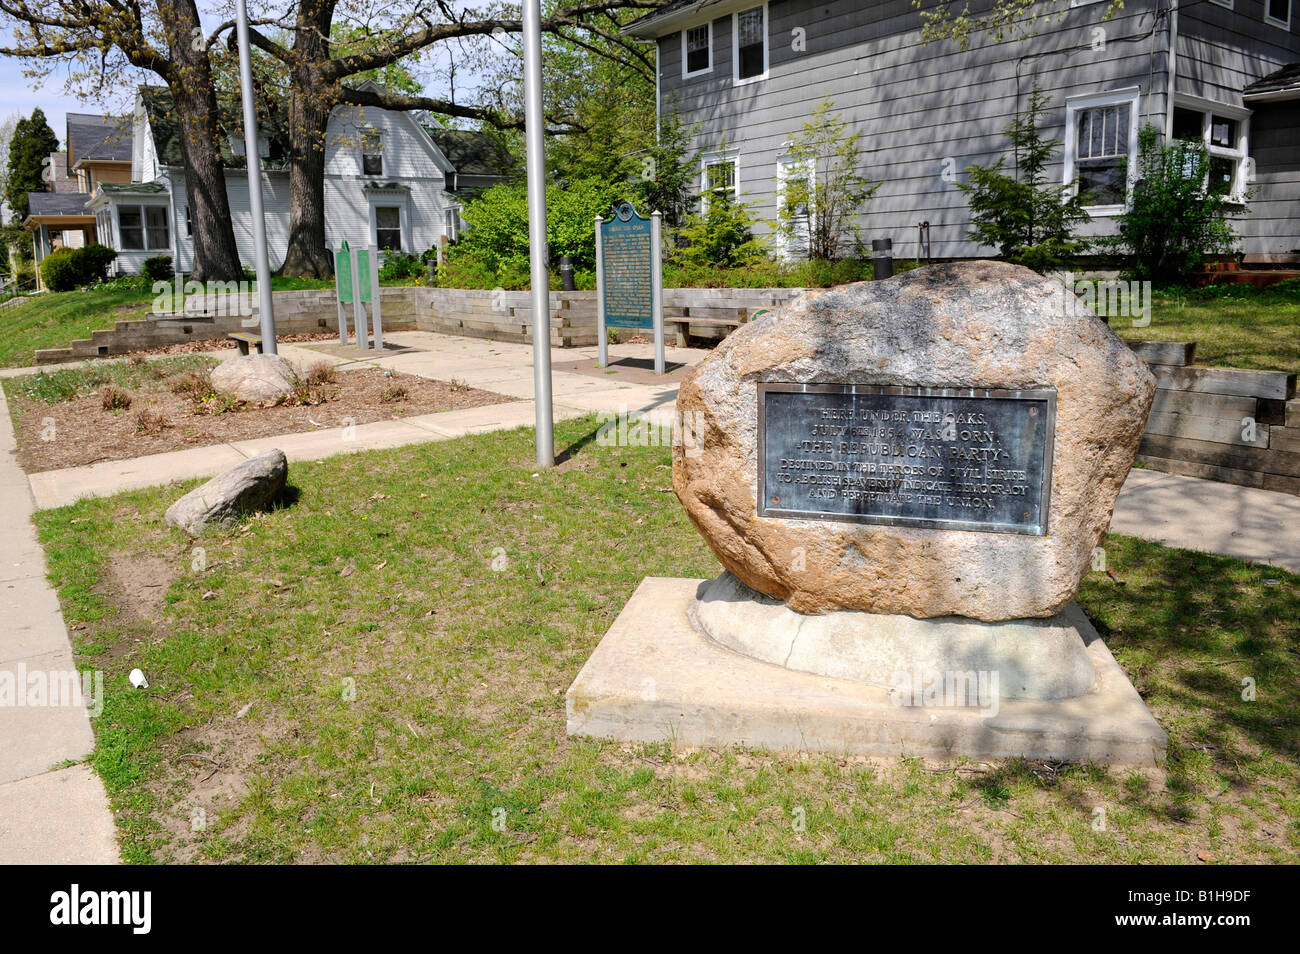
[599,201,654,330]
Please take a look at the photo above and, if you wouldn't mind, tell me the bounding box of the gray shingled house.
[626,0,1300,262]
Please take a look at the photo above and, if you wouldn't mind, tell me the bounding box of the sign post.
[595,200,664,375]
[333,242,383,350]
[334,242,351,345]
[595,214,606,368]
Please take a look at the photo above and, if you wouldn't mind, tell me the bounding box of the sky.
[0,59,104,143]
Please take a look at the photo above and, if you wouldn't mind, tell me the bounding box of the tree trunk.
[281,77,334,277]
[280,0,337,278]
[159,0,244,282]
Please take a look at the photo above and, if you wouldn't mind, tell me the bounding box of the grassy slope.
[1120,293,1300,372]
[0,286,156,368]
[34,417,1299,864]
[0,277,335,369]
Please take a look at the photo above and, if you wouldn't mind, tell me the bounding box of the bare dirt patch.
[7,360,512,472]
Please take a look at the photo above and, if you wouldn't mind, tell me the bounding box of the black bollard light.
[872,238,894,280]
[560,255,576,291]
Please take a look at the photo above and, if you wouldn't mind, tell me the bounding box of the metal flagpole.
[523,0,554,467]
[595,215,607,369]
[235,0,277,354]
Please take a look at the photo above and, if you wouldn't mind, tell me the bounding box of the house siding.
[655,0,1298,259]
[658,0,1172,259]
[129,99,460,275]
[1178,1,1300,253]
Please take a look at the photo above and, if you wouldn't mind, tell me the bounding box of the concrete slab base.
[566,578,1167,767]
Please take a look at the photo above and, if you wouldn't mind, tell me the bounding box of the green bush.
[1100,125,1241,284]
[378,251,424,284]
[671,190,770,269]
[77,244,117,283]
[960,85,1090,273]
[446,177,625,279]
[39,244,118,291]
[39,248,83,292]
[142,255,174,282]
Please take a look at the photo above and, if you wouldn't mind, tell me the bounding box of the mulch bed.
[125,332,342,358]
[8,365,512,473]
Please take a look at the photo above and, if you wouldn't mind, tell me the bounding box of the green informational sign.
[335,242,373,304]
[335,242,353,301]
[600,201,653,330]
[356,248,373,303]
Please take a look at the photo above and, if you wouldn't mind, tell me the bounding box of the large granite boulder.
[673,261,1156,621]
[210,354,297,403]
[165,449,288,536]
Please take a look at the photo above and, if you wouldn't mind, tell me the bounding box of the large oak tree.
[238,1,661,277]
[0,0,253,280]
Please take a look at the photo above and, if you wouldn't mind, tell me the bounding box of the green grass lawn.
[0,284,157,368]
[0,276,334,369]
[33,416,1299,864]
[1121,290,1300,372]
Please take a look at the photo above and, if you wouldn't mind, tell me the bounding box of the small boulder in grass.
[165,449,288,536]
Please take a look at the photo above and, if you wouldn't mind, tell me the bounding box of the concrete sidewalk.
[0,385,118,864]
[1111,467,1300,573]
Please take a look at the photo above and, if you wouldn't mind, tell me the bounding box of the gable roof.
[66,113,132,172]
[426,129,513,178]
[1245,62,1300,101]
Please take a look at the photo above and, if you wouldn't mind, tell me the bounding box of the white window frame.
[360,127,384,177]
[1063,87,1141,216]
[1172,95,1252,203]
[699,151,741,212]
[732,4,769,87]
[1208,0,1233,8]
[776,156,815,260]
[681,22,713,78]
[366,192,411,253]
[1264,0,1291,29]
[115,202,170,251]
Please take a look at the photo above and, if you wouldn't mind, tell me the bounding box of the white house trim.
[731,3,769,87]
[681,21,713,78]
[1063,86,1142,217]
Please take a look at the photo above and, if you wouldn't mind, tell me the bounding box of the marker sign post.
[334,242,384,350]
[596,201,664,375]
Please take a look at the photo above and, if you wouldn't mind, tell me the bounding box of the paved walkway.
[0,384,118,864]
[3,331,1297,863]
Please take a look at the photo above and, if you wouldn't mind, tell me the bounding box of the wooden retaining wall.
[1125,339,1300,495]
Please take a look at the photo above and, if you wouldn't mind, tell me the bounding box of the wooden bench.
[664,308,774,347]
[228,331,263,356]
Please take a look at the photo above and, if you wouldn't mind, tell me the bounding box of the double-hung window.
[683,24,711,77]
[733,6,767,84]
[1065,90,1140,213]
[701,154,739,211]
[375,206,402,251]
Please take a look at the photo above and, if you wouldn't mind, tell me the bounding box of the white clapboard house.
[28,82,508,278]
